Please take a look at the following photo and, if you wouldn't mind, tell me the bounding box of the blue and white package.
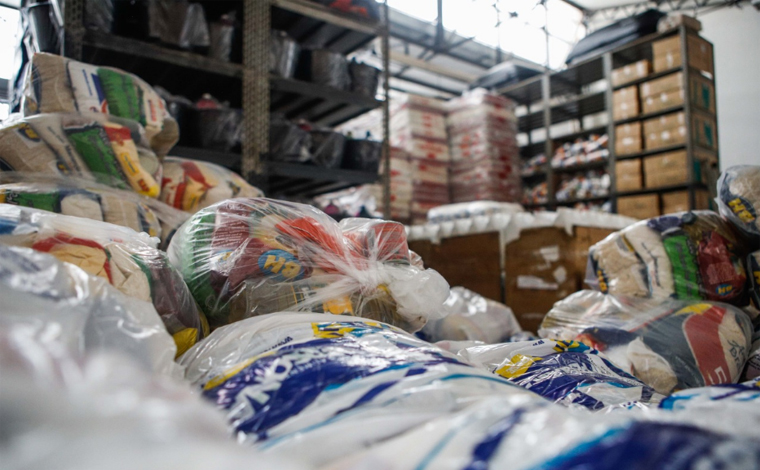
[180,313,534,466]
[458,339,662,410]
[660,378,760,411]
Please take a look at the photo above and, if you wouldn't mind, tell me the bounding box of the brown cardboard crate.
[612,60,651,87]
[643,150,689,188]
[661,189,711,214]
[690,73,716,113]
[617,194,661,219]
[616,122,642,139]
[616,158,643,192]
[658,14,702,33]
[645,125,687,150]
[615,135,643,156]
[642,88,685,114]
[652,34,713,74]
[692,112,718,150]
[640,72,683,98]
[643,112,686,135]
[613,86,640,120]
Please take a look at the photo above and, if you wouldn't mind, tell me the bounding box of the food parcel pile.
[4,55,760,467]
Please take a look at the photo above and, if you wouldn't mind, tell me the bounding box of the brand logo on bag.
[728,198,756,223]
[258,249,304,281]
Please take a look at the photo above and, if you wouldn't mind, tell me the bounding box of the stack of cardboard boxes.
[611,29,718,220]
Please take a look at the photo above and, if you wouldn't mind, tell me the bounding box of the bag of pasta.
[169,198,449,332]
[160,156,263,213]
[0,112,162,197]
[0,204,205,356]
[23,52,178,156]
[539,290,753,394]
[587,211,750,306]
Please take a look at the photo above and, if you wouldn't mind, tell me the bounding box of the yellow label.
[552,340,584,353]
[676,303,712,316]
[495,354,541,379]
[173,328,198,358]
[324,296,354,315]
[203,356,258,390]
[754,271,760,286]
[728,198,756,223]
[311,321,383,339]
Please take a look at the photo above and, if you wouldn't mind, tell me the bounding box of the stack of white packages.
[446,90,521,203]
[369,146,413,222]
[391,94,451,224]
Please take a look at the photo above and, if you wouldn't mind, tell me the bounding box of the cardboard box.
[642,89,685,114]
[616,122,641,139]
[640,72,683,98]
[613,86,640,121]
[658,14,702,33]
[645,125,687,150]
[643,150,690,188]
[616,159,643,192]
[692,112,718,149]
[615,135,642,155]
[617,194,660,219]
[690,73,716,113]
[643,112,686,135]
[612,60,651,87]
[652,34,713,74]
[661,189,711,214]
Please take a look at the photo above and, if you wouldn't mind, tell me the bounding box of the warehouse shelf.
[499,75,543,105]
[272,0,381,35]
[616,182,708,198]
[555,194,610,205]
[613,104,685,125]
[551,125,609,143]
[171,146,242,169]
[520,169,547,179]
[550,55,605,97]
[553,159,609,173]
[611,66,682,91]
[261,161,380,198]
[616,144,687,161]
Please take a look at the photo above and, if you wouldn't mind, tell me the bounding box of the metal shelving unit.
[503,24,719,214]
[58,0,390,213]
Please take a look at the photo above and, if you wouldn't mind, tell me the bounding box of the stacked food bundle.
[555,169,611,202]
[446,90,521,204]
[551,134,609,169]
[523,180,549,205]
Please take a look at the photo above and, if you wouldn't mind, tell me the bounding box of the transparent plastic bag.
[0,112,163,197]
[23,53,179,156]
[160,156,263,213]
[271,30,300,78]
[718,165,760,238]
[458,338,663,410]
[587,211,750,306]
[180,313,529,465]
[169,199,449,332]
[539,290,753,394]
[149,0,210,50]
[1,326,303,470]
[0,244,176,375]
[0,204,205,356]
[749,250,760,310]
[420,287,522,344]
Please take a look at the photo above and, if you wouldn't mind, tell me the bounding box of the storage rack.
[502,24,718,214]
[58,0,392,213]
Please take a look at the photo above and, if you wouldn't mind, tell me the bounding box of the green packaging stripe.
[6,191,60,213]
[65,125,129,190]
[130,252,155,300]
[183,212,223,320]
[98,69,142,123]
[663,234,703,300]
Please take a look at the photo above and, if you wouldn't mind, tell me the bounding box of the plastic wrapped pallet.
[1,318,302,470]
[160,156,264,213]
[0,204,206,356]
[420,287,522,344]
[587,211,750,305]
[309,129,346,169]
[169,198,449,331]
[718,165,760,239]
[0,244,176,375]
[0,113,163,197]
[460,338,662,410]
[446,90,521,203]
[180,313,531,466]
[23,53,179,156]
[539,290,753,394]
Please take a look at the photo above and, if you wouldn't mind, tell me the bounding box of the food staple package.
[540,290,753,394]
[718,165,760,238]
[180,313,531,466]
[458,339,662,410]
[169,198,449,331]
[420,287,522,344]
[23,53,179,156]
[0,112,162,197]
[0,204,205,356]
[0,244,176,375]
[160,156,264,213]
[587,210,750,305]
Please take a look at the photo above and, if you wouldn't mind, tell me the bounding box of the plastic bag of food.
[23,53,179,156]
[180,313,530,466]
[1,325,303,470]
[587,211,750,305]
[458,338,662,410]
[331,393,760,470]
[169,199,449,332]
[0,112,163,197]
[659,378,760,412]
[160,156,263,213]
[0,244,177,374]
[0,204,205,356]
[539,290,753,394]
[749,250,760,310]
[718,165,760,238]
[420,287,522,344]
